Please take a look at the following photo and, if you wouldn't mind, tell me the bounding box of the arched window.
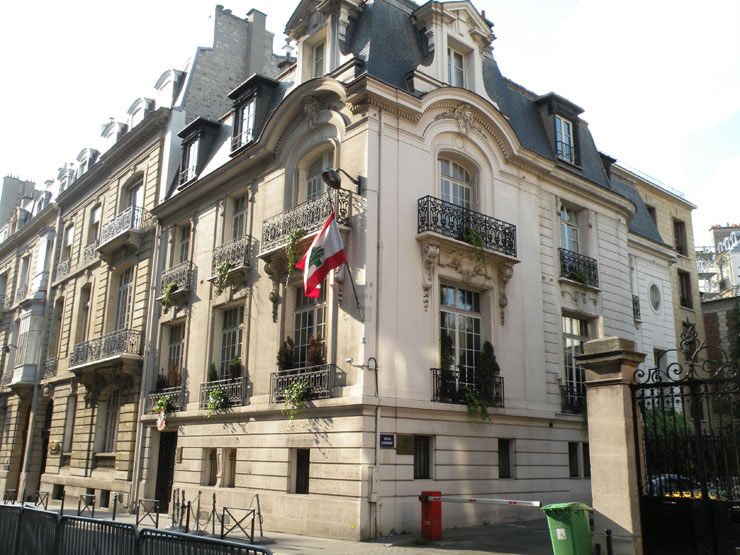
[303,151,332,203]
[439,157,475,209]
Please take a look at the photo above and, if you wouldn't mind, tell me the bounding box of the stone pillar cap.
[583,336,636,355]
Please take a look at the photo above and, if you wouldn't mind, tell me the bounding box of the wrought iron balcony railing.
[633,295,641,321]
[161,261,196,293]
[556,140,577,164]
[69,329,144,368]
[149,385,185,412]
[179,166,197,185]
[211,236,251,275]
[56,258,71,280]
[261,190,352,253]
[560,384,586,414]
[199,377,246,410]
[417,196,517,258]
[41,358,58,380]
[14,286,28,304]
[99,206,152,246]
[82,241,98,264]
[431,368,504,407]
[231,131,253,151]
[270,364,337,403]
[559,248,599,287]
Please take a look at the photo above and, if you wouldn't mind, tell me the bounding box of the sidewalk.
[31,501,553,554]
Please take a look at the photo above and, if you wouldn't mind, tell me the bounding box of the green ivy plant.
[461,228,487,270]
[206,387,228,417]
[285,227,306,281]
[152,395,173,414]
[214,260,235,296]
[462,385,491,423]
[569,268,591,292]
[281,379,310,428]
[160,282,178,312]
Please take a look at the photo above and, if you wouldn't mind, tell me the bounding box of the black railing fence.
[559,248,599,287]
[270,364,337,403]
[0,504,272,555]
[417,196,517,258]
[431,368,504,407]
[69,329,144,368]
[560,384,586,414]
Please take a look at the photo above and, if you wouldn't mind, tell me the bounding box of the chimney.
[246,9,268,76]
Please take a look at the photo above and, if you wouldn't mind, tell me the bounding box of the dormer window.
[232,98,256,150]
[180,139,199,185]
[312,42,325,78]
[447,47,464,87]
[555,115,575,164]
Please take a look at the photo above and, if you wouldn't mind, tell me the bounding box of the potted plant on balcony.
[439,332,455,401]
[167,360,181,389]
[285,228,306,281]
[475,341,500,401]
[207,362,218,383]
[160,282,178,312]
[227,357,242,381]
[277,336,295,371]
[206,388,228,417]
[214,260,235,296]
[460,228,487,269]
[568,268,591,292]
[306,334,325,367]
[152,395,173,414]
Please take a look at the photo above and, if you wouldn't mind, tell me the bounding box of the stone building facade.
[133,0,692,540]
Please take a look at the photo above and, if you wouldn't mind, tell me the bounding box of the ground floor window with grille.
[223,448,237,488]
[293,448,310,494]
[414,436,432,479]
[498,438,513,478]
[203,448,217,486]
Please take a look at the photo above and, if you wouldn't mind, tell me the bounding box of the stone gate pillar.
[576,337,645,555]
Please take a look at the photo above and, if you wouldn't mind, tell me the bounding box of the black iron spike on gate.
[632,321,740,555]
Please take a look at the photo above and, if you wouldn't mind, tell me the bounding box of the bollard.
[419,491,442,541]
[606,528,613,555]
[185,501,191,532]
[112,494,118,521]
[59,491,65,515]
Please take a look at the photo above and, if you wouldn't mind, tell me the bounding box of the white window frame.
[183,140,199,182]
[220,307,244,377]
[237,99,256,147]
[293,285,327,368]
[447,47,464,87]
[562,315,589,393]
[232,196,247,240]
[440,285,481,381]
[440,158,474,209]
[560,205,580,253]
[178,224,191,264]
[312,41,325,78]
[168,324,185,377]
[114,268,134,331]
[555,115,575,163]
[62,226,74,260]
[88,206,101,245]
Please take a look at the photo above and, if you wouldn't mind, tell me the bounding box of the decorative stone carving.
[421,243,439,311]
[79,366,136,406]
[303,96,321,127]
[444,251,486,284]
[498,264,514,325]
[334,264,345,303]
[264,259,287,322]
[434,103,482,136]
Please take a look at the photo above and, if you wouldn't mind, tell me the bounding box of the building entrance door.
[154,431,177,513]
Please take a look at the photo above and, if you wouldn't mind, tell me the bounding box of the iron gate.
[632,324,740,554]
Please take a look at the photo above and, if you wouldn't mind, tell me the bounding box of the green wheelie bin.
[541,502,592,554]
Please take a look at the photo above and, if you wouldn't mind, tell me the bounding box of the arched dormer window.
[101,120,128,152]
[127,98,154,129]
[75,148,100,180]
[154,69,185,109]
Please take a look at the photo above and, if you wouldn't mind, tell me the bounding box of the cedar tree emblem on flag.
[295,212,347,298]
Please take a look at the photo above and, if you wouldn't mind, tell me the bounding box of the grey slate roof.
[609,177,666,245]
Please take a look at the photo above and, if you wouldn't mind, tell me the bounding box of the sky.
[0,0,737,246]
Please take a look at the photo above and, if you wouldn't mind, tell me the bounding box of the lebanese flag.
[295,212,347,298]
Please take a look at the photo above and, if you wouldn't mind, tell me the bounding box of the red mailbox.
[419,491,442,540]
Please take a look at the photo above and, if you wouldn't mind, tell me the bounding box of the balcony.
[560,385,586,414]
[417,196,517,258]
[431,368,504,408]
[97,206,152,265]
[41,358,58,380]
[270,364,338,403]
[159,261,196,308]
[231,131,252,152]
[148,386,185,412]
[260,190,352,255]
[199,377,246,410]
[82,241,98,265]
[56,258,71,280]
[69,329,144,371]
[210,236,251,282]
[559,248,599,288]
[2,364,37,390]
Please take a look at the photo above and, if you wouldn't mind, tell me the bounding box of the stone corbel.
[264,259,287,323]
[425,26,435,53]
[421,243,439,311]
[334,264,345,303]
[498,264,513,325]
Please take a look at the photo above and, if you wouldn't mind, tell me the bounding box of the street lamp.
[321,168,362,194]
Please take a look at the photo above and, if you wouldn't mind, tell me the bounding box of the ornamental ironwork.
[56,258,71,280]
[560,384,586,414]
[149,385,185,412]
[417,196,517,258]
[261,190,352,253]
[199,377,246,409]
[270,364,337,403]
[69,329,144,368]
[633,294,641,321]
[211,237,251,275]
[559,248,599,287]
[82,241,98,264]
[99,206,152,246]
[431,368,504,408]
[41,357,58,380]
[161,261,196,292]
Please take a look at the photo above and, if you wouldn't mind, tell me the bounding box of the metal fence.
[0,504,271,555]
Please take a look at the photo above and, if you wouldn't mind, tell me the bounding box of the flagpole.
[343,261,363,314]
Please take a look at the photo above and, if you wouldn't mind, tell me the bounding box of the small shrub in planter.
[206,388,228,417]
[207,362,218,383]
[277,337,295,371]
[281,379,310,428]
[227,357,242,380]
[152,395,173,414]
